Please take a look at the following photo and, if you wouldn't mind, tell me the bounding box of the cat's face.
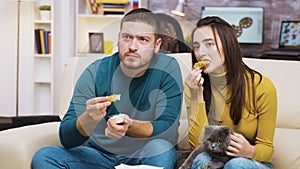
[202,125,232,154]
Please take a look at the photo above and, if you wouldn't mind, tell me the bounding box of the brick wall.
[149,0,300,55]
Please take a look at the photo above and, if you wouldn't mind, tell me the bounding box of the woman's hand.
[185,67,204,102]
[226,133,256,159]
[185,67,204,89]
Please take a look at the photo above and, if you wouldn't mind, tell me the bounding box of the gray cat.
[179,125,233,169]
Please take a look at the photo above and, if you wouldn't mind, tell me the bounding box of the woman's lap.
[191,152,274,169]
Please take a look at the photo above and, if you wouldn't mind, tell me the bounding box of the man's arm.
[105,116,153,139]
[126,119,153,138]
[59,61,100,148]
[148,56,183,143]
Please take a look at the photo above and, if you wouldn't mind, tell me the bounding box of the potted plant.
[39,5,51,20]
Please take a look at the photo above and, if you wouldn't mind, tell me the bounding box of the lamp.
[171,0,186,17]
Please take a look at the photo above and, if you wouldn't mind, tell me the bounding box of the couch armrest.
[0,122,60,169]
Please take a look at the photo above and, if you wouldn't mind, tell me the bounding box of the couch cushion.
[273,128,300,169]
[243,58,300,129]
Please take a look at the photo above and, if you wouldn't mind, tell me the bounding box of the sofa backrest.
[243,58,300,129]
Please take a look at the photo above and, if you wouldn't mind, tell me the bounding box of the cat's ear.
[204,125,214,133]
[223,127,233,135]
[203,125,214,141]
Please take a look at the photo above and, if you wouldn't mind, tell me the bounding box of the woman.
[184,16,277,169]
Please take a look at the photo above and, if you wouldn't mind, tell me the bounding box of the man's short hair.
[120,8,161,36]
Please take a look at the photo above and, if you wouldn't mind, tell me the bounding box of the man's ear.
[154,37,162,52]
[118,32,121,39]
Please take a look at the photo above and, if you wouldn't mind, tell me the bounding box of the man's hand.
[105,114,130,139]
[76,97,111,137]
[85,97,111,120]
[106,114,153,139]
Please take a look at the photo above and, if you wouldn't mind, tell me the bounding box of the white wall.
[0,1,37,117]
[0,1,18,117]
[53,0,75,114]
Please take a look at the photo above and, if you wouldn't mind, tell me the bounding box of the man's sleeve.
[59,61,99,148]
[151,57,184,145]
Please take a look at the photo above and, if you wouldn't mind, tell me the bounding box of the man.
[32,8,183,169]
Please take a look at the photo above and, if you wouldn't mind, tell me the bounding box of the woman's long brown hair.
[192,16,262,125]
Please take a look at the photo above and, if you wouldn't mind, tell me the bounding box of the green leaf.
[39,5,51,10]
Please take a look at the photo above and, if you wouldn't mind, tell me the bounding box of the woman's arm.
[253,76,277,161]
[185,85,208,149]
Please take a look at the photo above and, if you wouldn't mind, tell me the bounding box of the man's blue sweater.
[59,52,183,155]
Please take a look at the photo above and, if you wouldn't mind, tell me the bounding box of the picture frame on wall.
[89,32,104,53]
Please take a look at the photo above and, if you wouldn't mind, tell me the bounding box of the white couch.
[0,53,299,169]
